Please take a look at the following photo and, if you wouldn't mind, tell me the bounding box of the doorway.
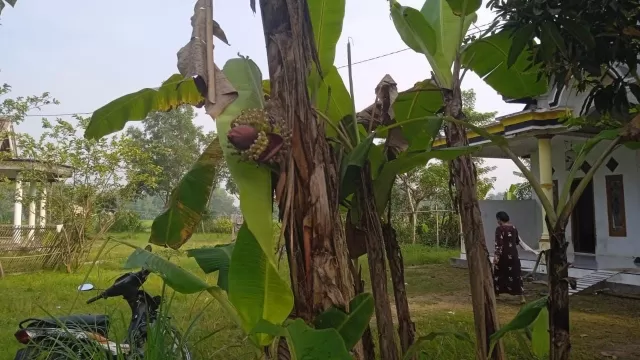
[570,178,596,253]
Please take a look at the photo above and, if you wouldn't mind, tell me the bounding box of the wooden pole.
[204,0,216,104]
[435,204,439,248]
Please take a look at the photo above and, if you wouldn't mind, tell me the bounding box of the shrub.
[110,210,145,233]
[202,217,233,234]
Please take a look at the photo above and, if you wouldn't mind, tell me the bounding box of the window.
[605,175,627,237]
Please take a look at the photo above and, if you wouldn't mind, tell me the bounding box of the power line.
[23,21,498,118]
[335,21,496,69]
[24,112,92,117]
[336,48,411,69]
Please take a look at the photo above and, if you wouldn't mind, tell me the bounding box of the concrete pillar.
[39,185,47,227]
[13,173,23,243]
[537,135,554,251]
[28,182,37,241]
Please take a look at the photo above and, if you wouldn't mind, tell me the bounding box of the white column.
[39,185,47,227]
[13,173,23,243]
[28,182,37,241]
[537,135,554,251]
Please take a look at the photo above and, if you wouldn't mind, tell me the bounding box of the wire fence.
[391,208,463,249]
[0,225,66,276]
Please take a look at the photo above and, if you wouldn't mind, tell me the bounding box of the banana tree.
[81,0,571,358]
[503,184,517,200]
[388,0,640,359]
[386,0,549,357]
[254,0,476,356]
[83,1,379,357]
[455,115,640,360]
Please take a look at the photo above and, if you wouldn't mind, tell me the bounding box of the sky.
[0,0,522,193]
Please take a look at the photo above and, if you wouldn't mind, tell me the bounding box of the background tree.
[126,105,221,204]
[125,194,166,219]
[17,116,159,271]
[0,82,58,126]
[393,89,496,245]
[206,187,238,218]
[463,89,498,199]
[489,0,639,125]
[396,159,495,244]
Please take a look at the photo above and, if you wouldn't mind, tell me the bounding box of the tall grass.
[3,233,638,359]
[12,240,206,359]
[401,244,458,266]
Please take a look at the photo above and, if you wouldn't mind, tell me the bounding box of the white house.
[443,77,640,289]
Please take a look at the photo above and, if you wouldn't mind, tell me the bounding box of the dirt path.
[397,265,640,359]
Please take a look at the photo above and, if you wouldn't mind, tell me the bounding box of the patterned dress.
[493,224,524,296]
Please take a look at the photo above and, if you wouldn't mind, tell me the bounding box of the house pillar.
[39,184,47,227]
[13,173,23,243]
[28,182,37,241]
[537,135,554,251]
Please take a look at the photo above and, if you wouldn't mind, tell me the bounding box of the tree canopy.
[490,0,640,123]
[391,90,497,244]
[125,105,221,204]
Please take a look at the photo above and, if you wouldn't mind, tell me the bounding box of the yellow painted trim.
[433,138,447,147]
[432,123,504,147]
[500,109,570,126]
[432,109,571,148]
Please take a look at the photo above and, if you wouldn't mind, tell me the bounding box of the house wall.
[530,135,640,257]
[478,200,541,255]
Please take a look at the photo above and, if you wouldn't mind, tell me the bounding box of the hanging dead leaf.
[375,75,407,158]
[212,20,230,45]
[204,65,238,118]
[178,0,237,116]
[357,74,407,158]
[177,0,209,96]
[356,75,398,129]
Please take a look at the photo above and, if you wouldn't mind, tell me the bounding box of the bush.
[110,210,145,233]
[199,217,233,234]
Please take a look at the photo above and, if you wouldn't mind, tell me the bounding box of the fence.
[0,225,65,276]
[392,208,463,248]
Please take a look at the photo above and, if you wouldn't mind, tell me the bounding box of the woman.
[493,211,526,304]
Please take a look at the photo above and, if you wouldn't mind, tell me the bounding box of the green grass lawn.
[1,234,639,359]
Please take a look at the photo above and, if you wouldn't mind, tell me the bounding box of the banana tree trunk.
[547,218,570,360]
[443,88,505,360]
[383,222,416,355]
[356,164,400,360]
[258,0,358,356]
[352,259,377,359]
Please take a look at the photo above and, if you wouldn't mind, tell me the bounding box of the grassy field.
[1,234,639,359]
